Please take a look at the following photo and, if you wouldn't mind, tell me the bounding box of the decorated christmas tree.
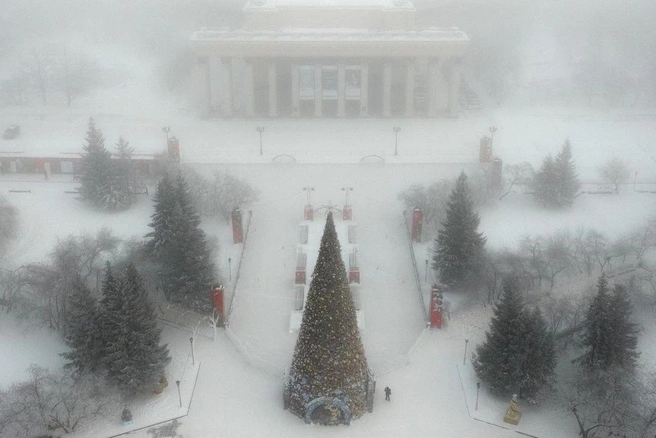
[286,212,370,425]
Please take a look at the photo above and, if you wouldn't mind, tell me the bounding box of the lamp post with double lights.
[393,126,401,156]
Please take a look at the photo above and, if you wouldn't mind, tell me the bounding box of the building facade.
[190,0,468,118]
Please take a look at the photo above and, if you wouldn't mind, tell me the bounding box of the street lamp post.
[424,259,429,283]
[176,380,182,408]
[634,170,638,191]
[303,187,314,205]
[489,126,497,149]
[189,337,195,366]
[256,126,265,156]
[476,382,481,411]
[393,126,401,156]
[228,257,232,282]
[162,127,170,145]
[463,338,469,365]
[341,187,353,205]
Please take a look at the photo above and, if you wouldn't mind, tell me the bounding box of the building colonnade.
[198,57,462,118]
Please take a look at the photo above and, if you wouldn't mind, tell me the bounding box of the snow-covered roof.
[245,0,415,10]
[191,27,468,43]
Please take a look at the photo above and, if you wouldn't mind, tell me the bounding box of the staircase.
[459,74,483,112]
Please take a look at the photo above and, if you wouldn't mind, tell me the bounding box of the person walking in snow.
[384,386,391,401]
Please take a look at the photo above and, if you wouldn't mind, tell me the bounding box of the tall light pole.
[634,170,638,191]
[189,336,195,366]
[341,187,353,205]
[176,380,182,408]
[393,126,401,156]
[303,187,314,205]
[489,125,497,149]
[162,127,170,145]
[475,382,481,411]
[463,338,469,365]
[228,257,232,282]
[256,126,265,156]
[424,259,429,283]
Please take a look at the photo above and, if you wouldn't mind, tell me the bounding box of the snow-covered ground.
[2,151,654,436]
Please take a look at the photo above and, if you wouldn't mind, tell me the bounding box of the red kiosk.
[232,207,243,244]
[210,286,225,326]
[343,205,352,221]
[167,137,180,162]
[349,251,360,284]
[430,284,444,329]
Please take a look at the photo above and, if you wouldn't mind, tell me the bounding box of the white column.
[337,62,346,117]
[314,63,322,117]
[428,58,439,118]
[268,62,277,117]
[405,61,415,117]
[209,56,222,112]
[220,57,233,117]
[291,62,300,117]
[360,63,369,116]
[383,62,392,117]
[245,60,255,117]
[198,57,212,114]
[448,59,461,116]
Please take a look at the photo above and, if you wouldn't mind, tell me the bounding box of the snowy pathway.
[209,163,472,379]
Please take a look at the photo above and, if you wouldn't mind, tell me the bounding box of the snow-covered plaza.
[1,104,656,437]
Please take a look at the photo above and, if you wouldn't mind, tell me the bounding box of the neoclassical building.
[190,0,468,118]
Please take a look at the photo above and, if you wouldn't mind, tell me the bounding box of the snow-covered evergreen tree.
[473,277,524,394]
[145,173,176,257]
[287,212,369,424]
[580,275,613,371]
[473,277,555,399]
[518,307,556,399]
[534,140,581,208]
[581,277,640,372]
[61,276,101,374]
[77,119,131,210]
[432,171,486,288]
[78,118,112,208]
[533,155,559,208]
[146,173,216,312]
[607,284,640,370]
[554,139,581,207]
[101,136,134,210]
[100,263,170,394]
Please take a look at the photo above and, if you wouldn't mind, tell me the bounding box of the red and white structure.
[289,196,365,332]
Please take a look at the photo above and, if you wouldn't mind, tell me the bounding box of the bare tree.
[520,236,549,289]
[0,366,120,436]
[53,47,98,107]
[499,162,534,200]
[599,158,631,193]
[628,218,656,262]
[206,308,223,341]
[561,368,636,438]
[545,231,574,289]
[182,167,259,223]
[16,229,119,332]
[18,48,52,104]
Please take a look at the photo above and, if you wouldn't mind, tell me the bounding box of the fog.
[2,0,656,110]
